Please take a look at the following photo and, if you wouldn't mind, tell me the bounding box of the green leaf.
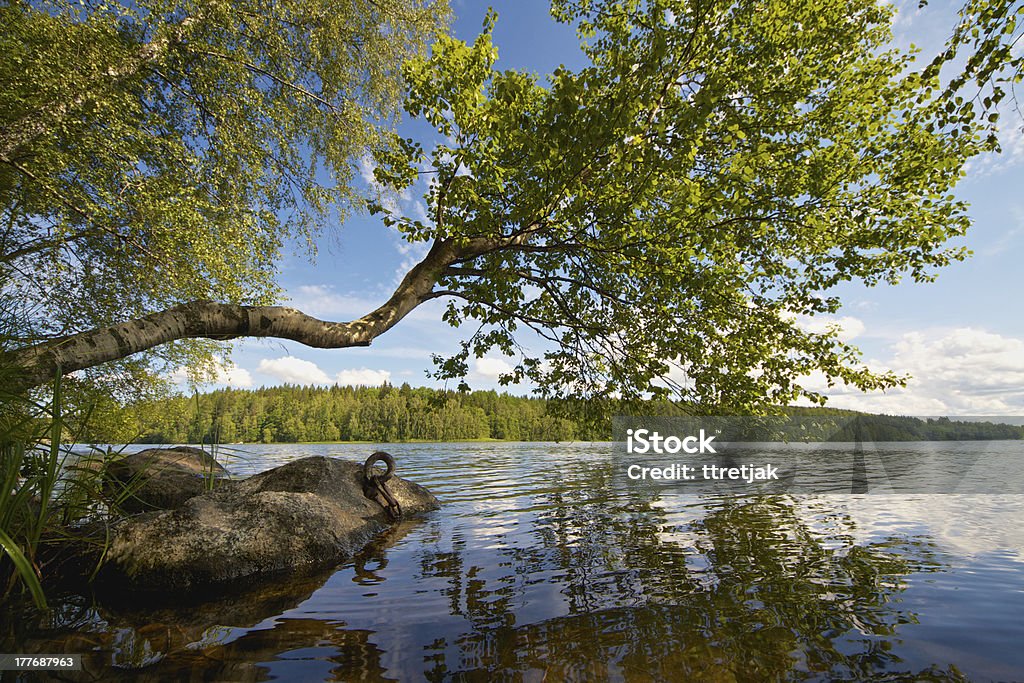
[0,528,47,610]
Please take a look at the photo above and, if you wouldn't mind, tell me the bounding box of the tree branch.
[6,217,549,390]
[195,48,338,110]
[8,234,469,390]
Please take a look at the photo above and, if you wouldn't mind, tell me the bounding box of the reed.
[1,368,63,609]
[0,369,147,608]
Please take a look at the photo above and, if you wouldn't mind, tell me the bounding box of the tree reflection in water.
[0,460,976,682]
[413,491,958,682]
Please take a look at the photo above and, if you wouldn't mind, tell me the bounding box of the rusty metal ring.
[363,451,396,483]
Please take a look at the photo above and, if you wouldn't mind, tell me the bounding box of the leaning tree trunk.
[5,238,460,391]
[3,230,538,392]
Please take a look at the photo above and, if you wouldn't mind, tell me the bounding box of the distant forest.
[783,410,1023,442]
[97,384,1024,445]
[127,384,590,444]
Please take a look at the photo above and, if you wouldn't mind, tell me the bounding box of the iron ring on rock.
[363,451,396,483]
[362,451,402,521]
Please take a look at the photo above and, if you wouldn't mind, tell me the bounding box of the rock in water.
[105,446,230,512]
[101,456,439,592]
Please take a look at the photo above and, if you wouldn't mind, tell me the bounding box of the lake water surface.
[4,441,1024,681]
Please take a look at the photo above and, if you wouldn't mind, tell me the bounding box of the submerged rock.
[105,446,231,512]
[101,455,439,592]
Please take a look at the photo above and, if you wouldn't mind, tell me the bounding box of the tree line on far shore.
[116,384,590,444]
[80,384,1024,445]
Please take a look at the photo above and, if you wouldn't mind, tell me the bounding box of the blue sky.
[205,1,1024,416]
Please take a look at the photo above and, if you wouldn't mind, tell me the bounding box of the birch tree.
[0,0,448,392]
[2,0,1011,412]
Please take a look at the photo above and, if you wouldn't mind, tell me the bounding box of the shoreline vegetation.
[85,384,1024,446]
[2,375,1020,612]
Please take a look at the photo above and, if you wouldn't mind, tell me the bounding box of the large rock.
[14,520,429,681]
[105,446,231,512]
[101,456,439,592]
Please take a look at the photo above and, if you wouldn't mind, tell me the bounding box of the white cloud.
[795,315,866,342]
[335,368,391,386]
[473,356,514,381]
[809,327,1024,415]
[393,241,430,286]
[169,362,253,388]
[217,362,253,388]
[343,346,434,361]
[257,356,331,385]
[288,283,445,323]
[168,367,190,384]
[358,154,377,187]
[247,357,393,387]
[358,154,400,213]
[358,152,435,273]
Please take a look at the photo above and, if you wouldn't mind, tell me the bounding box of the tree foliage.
[923,0,1023,144]
[0,0,448,388]
[371,0,985,411]
[2,0,1017,416]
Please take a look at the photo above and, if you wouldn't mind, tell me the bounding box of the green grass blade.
[0,527,47,610]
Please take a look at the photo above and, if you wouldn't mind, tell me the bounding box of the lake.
[3,441,1024,681]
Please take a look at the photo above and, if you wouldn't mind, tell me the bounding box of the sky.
[205,1,1024,417]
